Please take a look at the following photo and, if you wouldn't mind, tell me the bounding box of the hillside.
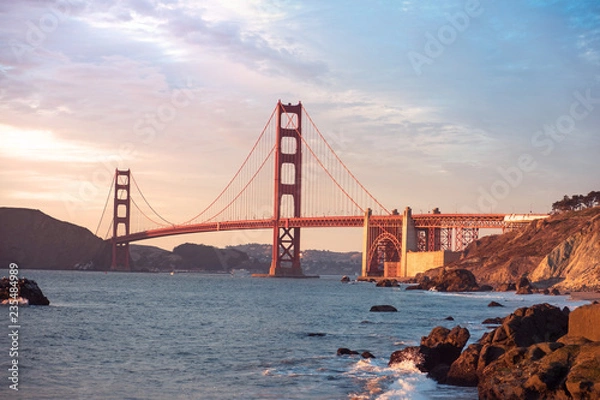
[0,208,361,274]
[0,207,111,269]
[449,207,600,291]
[229,244,362,275]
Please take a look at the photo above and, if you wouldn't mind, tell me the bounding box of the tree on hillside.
[552,191,600,213]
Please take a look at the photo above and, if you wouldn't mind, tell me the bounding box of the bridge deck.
[113,214,546,243]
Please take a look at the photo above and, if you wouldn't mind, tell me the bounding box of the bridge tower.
[111,169,131,271]
[269,101,304,277]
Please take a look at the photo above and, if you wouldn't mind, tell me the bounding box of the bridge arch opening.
[366,232,402,277]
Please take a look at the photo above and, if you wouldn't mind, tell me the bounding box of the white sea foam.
[345,356,437,400]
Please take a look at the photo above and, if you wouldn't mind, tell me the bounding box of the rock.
[441,303,569,389]
[444,316,454,321]
[516,276,534,294]
[549,288,561,295]
[376,279,399,287]
[0,278,50,306]
[390,325,470,383]
[361,351,376,359]
[568,303,600,341]
[495,282,516,292]
[564,343,600,398]
[404,285,421,291]
[478,341,600,399]
[487,301,504,307]
[337,348,359,356]
[307,332,326,337]
[370,305,397,312]
[340,275,350,283]
[482,317,504,325]
[389,346,424,368]
[478,284,494,292]
[446,343,482,387]
[413,268,480,292]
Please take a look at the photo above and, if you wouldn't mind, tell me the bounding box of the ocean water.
[0,270,590,400]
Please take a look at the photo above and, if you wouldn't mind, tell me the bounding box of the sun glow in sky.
[1,0,599,252]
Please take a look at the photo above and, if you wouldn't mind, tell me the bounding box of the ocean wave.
[344,356,436,400]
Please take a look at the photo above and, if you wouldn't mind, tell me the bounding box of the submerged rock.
[482,317,504,325]
[361,351,376,359]
[337,348,359,356]
[370,305,398,312]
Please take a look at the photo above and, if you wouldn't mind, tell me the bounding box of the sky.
[1,0,599,252]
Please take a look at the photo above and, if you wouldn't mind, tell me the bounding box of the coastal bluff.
[392,303,600,399]
[448,207,600,292]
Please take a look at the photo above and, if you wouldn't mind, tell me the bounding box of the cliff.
[0,208,111,270]
[450,207,600,291]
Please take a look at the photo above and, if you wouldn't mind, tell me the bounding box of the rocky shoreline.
[387,301,600,399]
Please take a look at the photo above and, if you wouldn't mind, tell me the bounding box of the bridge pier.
[111,169,131,271]
[269,101,306,277]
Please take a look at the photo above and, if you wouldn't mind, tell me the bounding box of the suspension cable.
[301,104,391,215]
[203,145,275,222]
[131,174,173,225]
[131,197,170,228]
[95,174,115,236]
[180,105,278,225]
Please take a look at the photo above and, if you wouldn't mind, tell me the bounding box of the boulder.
[413,268,480,292]
[444,303,570,389]
[446,343,482,387]
[388,346,424,368]
[361,351,376,359]
[337,348,359,356]
[495,282,516,292]
[482,317,504,325]
[487,301,504,307]
[568,303,600,341]
[376,279,399,287]
[340,275,350,283]
[0,278,50,305]
[370,305,397,312]
[516,276,534,294]
[477,341,600,399]
[389,325,470,383]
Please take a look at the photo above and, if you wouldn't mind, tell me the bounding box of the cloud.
[0,0,598,250]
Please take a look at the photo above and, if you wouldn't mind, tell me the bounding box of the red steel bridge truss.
[96,101,544,276]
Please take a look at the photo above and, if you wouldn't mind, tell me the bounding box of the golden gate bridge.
[96,101,545,278]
